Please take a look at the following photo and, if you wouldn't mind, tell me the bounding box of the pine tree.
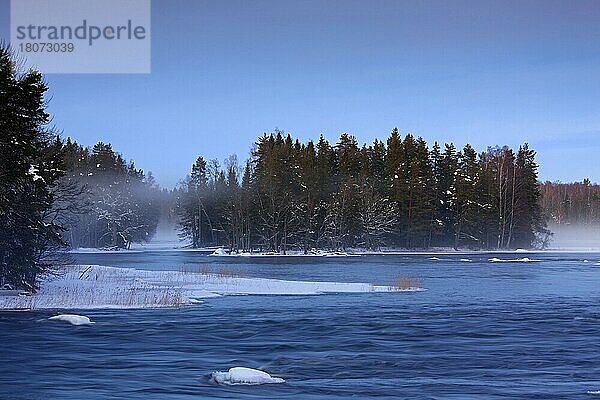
[510,144,548,248]
[437,143,459,245]
[0,46,65,289]
[385,128,406,245]
[452,144,479,248]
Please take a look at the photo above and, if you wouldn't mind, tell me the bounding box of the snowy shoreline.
[0,265,420,311]
[69,246,600,256]
[209,247,600,256]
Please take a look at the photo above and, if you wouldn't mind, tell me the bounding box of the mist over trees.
[177,129,549,252]
[56,139,161,249]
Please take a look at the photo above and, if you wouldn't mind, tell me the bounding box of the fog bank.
[548,223,600,251]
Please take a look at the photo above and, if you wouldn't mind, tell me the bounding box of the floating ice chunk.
[211,367,285,385]
[489,257,541,263]
[429,257,440,261]
[460,258,472,262]
[587,390,600,395]
[324,252,360,257]
[49,314,94,326]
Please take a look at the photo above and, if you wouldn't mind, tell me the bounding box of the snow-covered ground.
[0,265,419,310]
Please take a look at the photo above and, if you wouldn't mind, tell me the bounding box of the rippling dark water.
[2,252,600,399]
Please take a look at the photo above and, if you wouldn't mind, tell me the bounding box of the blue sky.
[2,0,600,187]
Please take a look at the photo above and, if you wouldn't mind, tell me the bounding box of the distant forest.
[540,180,600,225]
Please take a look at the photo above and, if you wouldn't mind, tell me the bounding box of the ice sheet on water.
[211,367,285,385]
[1,265,410,310]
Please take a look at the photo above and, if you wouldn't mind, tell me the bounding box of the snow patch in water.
[211,367,285,385]
[48,314,94,325]
[460,258,472,262]
[587,390,600,395]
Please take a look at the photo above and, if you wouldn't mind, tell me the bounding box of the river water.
[1,251,599,399]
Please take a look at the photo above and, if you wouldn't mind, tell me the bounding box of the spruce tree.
[0,46,64,289]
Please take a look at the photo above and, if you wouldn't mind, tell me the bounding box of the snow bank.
[211,367,285,385]
[48,314,94,325]
[488,257,541,263]
[0,265,412,310]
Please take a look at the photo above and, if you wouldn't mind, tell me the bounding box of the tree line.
[176,129,550,253]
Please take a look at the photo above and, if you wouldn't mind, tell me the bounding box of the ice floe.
[488,257,541,263]
[211,367,285,385]
[48,314,94,325]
